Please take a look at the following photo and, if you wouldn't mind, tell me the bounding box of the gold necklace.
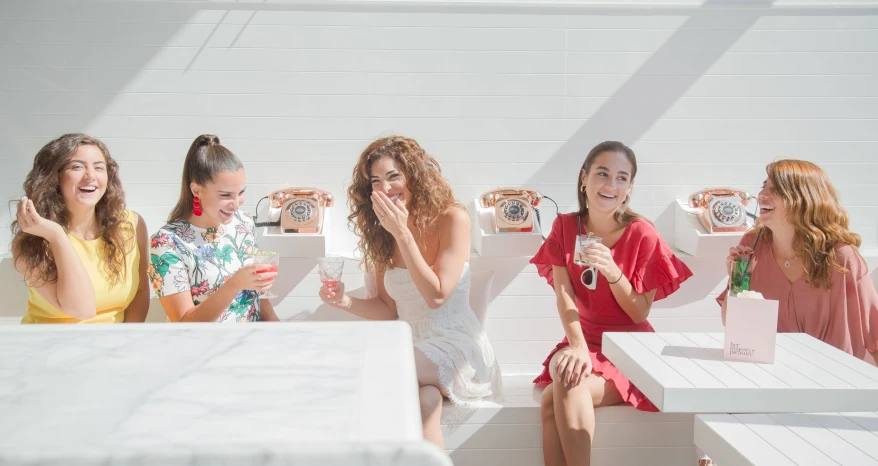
[773,245,799,268]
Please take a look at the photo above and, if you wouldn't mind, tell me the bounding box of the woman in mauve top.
[719,159,878,362]
[531,141,693,466]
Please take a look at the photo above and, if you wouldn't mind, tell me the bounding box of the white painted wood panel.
[1,92,567,119]
[567,52,878,75]
[696,412,878,466]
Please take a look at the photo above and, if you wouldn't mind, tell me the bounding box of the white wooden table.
[695,412,878,465]
[602,332,878,413]
[0,322,450,466]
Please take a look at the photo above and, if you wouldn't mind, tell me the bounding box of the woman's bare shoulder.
[437,205,470,229]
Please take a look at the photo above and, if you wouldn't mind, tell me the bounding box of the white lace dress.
[384,262,501,405]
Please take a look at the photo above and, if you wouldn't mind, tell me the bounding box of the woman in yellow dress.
[12,133,149,324]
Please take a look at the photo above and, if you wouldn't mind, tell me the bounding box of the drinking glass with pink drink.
[318,256,344,298]
[251,249,280,299]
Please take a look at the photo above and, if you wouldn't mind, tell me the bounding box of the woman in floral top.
[148,134,278,322]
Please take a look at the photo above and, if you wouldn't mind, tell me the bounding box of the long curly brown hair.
[757,159,862,289]
[11,134,133,286]
[348,136,463,272]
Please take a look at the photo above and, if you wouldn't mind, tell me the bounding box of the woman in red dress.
[532,141,693,466]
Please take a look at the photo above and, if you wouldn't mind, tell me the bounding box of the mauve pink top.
[718,233,878,359]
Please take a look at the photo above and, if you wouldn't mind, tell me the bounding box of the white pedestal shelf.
[469,199,544,258]
[255,207,331,258]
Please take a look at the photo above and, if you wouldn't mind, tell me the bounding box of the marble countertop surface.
[0,322,449,466]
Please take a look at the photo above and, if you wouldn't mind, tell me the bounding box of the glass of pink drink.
[318,256,344,299]
[252,249,280,299]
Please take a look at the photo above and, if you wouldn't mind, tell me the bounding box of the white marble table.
[602,332,878,413]
[0,322,450,466]
[695,412,878,465]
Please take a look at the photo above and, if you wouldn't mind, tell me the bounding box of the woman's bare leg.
[414,348,444,449]
[541,385,566,466]
[549,352,625,466]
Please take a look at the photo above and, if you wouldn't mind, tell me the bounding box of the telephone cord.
[253,195,281,227]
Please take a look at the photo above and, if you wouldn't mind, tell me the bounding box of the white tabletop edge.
[359,321,422,442]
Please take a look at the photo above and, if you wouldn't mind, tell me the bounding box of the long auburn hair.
[757,159,861,289]
[574,141,646,227]
[348,136,463,272]
[11,133,132,286]
[167,134,243,223]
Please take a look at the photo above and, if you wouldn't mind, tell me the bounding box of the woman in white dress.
[319,135,500,448]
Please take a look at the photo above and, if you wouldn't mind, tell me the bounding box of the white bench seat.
[443,375,697,466]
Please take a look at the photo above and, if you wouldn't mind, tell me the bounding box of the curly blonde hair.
[348,136,463,272]
[11,134,133,286]
[757,159,861,289]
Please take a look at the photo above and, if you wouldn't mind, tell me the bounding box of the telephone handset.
[688,188,751,233]
[479,187,543,233]
[269,188,334,233]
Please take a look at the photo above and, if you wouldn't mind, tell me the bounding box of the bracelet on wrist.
[607,271,624,285]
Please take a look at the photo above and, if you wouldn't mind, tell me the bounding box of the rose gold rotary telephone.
[689,188,751,233]
[479,187,543,233]
[269,188,334,233]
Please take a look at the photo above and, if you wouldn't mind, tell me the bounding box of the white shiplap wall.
[1,1,877,373]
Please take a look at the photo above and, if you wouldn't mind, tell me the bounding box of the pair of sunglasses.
[581,266,597,290]
[577,215,599,291]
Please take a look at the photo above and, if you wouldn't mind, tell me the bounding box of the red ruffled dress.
[531,213,693,412]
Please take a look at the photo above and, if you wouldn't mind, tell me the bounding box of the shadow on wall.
[526,0,777,242]
[649,203,731,309]
[0,1,211,248]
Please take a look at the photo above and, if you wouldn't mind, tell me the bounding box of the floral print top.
[147,210,261,322]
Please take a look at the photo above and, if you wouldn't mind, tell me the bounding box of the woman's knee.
[419,385,443,415]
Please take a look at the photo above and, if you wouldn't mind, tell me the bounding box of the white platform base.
[443,375,697,466]
[255,207,331,258]
[674,199,749,258]
[470,199,544,258]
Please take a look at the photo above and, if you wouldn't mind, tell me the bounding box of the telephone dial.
[479,187,543,233]
[269,188,334,233]
[688,188,752,233]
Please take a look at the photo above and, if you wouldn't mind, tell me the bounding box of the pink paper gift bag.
[723,296,780,364]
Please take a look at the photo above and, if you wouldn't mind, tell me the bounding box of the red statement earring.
[192,197,203,216]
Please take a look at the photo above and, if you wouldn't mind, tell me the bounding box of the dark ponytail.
[166,134,243,223]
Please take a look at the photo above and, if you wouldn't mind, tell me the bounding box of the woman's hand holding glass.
[318,256,348,309]
[725,245,755,280]
[227,263,277,294]
[726,245,756,296]
[580,242,621,282]
[319,280,350,309]
[251,250,280,299]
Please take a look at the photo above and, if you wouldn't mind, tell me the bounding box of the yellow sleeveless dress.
[21,210,140,324]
